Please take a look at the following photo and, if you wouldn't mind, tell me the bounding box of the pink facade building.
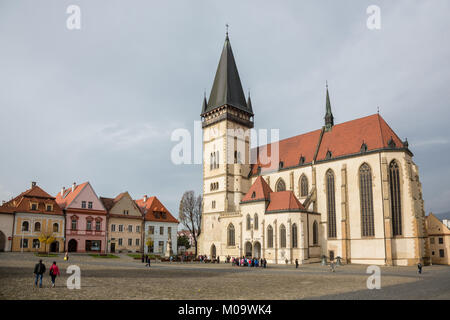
[56,182,107,253]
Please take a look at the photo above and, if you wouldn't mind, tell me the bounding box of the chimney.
[2,200,5,205]
[72,182,76,192]
[31,181,36,188]
[61,187,66,196]
[143,195,148,202]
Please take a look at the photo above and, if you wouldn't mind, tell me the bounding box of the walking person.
[418,262,423,274]
[141,254,145,263]
[33,259,46,288]
[330,260,336,272]
[295,259,299,269]
[49,261,60,288]
[64,252,69,261]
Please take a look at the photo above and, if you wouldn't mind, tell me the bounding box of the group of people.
[141,254,151,267]
[231,256,267,268]
[33,260,61,288]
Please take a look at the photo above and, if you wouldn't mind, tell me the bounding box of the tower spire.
[324,81,334,131]
[201,33,251,116]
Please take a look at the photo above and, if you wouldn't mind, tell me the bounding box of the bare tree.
[179,191,202,257]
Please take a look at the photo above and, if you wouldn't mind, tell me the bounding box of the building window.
[280,224,286,248]
[95,221,101,231]
[227,223,235,246]
[53,223,59,233]
[136,239,140,246]
[88,202,93,209]
[389,160,402,236]
[71,219,77,230]
[34,222,41,232]
[168,227,172,235]
[128,225,133,232]
[128,239,132,246]
[119,225,123,232]
[158,241,164,253]
[326,169,337,238]
[313,221,319,245]
[30,203,38,210]
[254,214,258,230]
[275,178,286,192]
[46,205,52,212]
[148,226,154,234]
[430,237,435,244]
[439,238,444,244]
[212,201,216,209]
[267,225,274,248]
[160,227,164,235]
[359,163,375,237]
[111,224,116,232]
[22,221,29,232]
[81,201,86,209]
[136,225,140,233]
[246,214,251,230]
[292,223,298,248]
[329,250,335,261]
[87,220,92,230]
[21,238,28,248]
[118,238,123,246]
[300,175,308,197]
[439,249,445,258]
[123,210,129,215]
[32,239,40,249]
[251,191,256,198]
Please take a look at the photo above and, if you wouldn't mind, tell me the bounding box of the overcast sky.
[1,0,449,220]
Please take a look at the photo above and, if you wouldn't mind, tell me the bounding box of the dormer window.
[299,156,305,165]
[30,203,38,211]
[257,166,261,174]
[326,150,332,160]
[46,204,53,212]
[361,142,368,153]
[279,161,284,169]
[251,191,256,199]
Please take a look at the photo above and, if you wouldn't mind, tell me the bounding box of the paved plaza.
[0,252,448,300]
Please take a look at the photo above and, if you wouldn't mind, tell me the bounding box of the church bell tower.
[200,32,254,218]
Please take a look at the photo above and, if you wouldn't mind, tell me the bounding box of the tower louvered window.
[359,163,375,237]
[326,169,336,238]
[389,160,402,236]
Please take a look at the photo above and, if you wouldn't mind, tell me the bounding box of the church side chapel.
[197,32,429,266]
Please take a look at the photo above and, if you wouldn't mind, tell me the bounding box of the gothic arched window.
[291,223,298,248]
[275,178,286,192]
[254,213,258,230]
[326,169,337,238]
[227,223,235,246]
[246,214,251,230]
[389,160,402,236]
[280,224,286,248]
[267,225,273,248]
[359,163,375,237]
[300,175,308,197]
[313,221,318,245]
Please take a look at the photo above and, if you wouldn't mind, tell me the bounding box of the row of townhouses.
[0,181,179,255]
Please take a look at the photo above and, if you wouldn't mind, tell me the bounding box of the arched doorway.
[210,244,216,259]
[0,231,5,252]
[245,241,252,258]
[68,239,77,252]
[50,241,59,253]
[253,241,261,259]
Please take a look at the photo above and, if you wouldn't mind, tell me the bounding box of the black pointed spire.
[247,91,253,114]
[324,81,334,131]
[201,92,208,114]
[202,34,251,116]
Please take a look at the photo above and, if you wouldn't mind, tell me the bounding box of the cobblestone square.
[0,253,448,300]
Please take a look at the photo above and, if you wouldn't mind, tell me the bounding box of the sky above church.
[1,0,449,219]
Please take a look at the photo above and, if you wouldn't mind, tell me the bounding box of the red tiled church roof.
[251,114,406,175]
[266,191,305,212]
[135,196,179,223]
[241,176,273,202]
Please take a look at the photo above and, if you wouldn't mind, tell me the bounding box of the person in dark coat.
[295,259,299,269]
[418,262,423,274]
[141,254,145,263]
[33,259,46,288]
